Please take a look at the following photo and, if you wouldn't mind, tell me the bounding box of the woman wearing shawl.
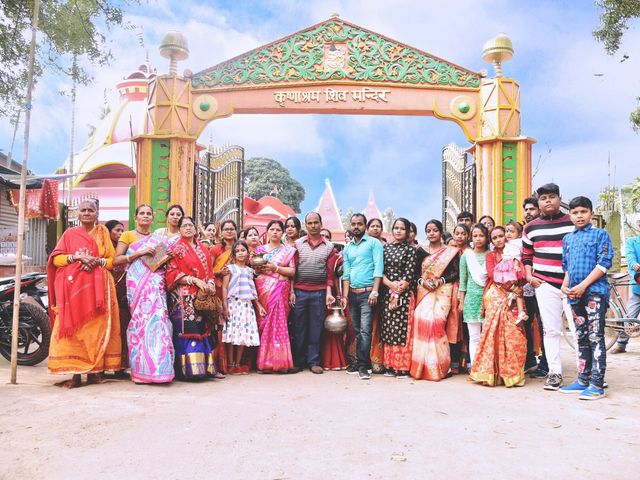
[470,226,527,387]
[254,220,296,372]
[166,216,219,379]
[47,200,121,388]
[114,204,177,384]
[210,219,238,373]
[410,220,459,381]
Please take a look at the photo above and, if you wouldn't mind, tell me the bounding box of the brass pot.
[251,253,267,268]
[324,306,347,333]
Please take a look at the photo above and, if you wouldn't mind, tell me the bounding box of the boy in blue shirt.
[559,196,614,400]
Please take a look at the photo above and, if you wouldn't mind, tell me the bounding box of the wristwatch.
[370,291,379,297]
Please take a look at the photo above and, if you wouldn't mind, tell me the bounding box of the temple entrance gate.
[134,16,534,229]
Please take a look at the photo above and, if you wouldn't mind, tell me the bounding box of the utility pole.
[10,0,41,384]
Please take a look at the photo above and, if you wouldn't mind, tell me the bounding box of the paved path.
[1,343,639,479]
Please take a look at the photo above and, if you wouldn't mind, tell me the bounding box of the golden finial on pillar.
[482,33,513,78]
[159,30,189,76]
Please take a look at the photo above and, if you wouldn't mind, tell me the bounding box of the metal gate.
[193,145,244,227]
[442,143,476,233]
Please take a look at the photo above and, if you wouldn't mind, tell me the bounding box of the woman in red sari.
[166,216,218,379]
[47,200,121,388]
[319,228,348,370]
[210,219,238,374]
[410,220,459,381]
[470,226,527,387]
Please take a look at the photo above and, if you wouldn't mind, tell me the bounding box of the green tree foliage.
[244,157,305,213]
[597,177,640,236]
[593,0,640,132]
[0,0,136,117]
[340,207,354,230]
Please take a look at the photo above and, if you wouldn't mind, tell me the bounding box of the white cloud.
[201,114,326,161]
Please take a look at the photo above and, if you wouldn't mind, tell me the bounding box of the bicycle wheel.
[563,303,620,351]
[604,302,622,350]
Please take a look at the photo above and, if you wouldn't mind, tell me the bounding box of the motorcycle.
[0,272,51,366]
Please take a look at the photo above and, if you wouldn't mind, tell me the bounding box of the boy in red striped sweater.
[522,183,575,390]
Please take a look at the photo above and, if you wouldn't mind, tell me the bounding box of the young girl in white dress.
[222,240,266,375]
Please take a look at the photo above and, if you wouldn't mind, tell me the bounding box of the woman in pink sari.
[410,220,459,381]
[113,205,177,384]
[254,220,296,372]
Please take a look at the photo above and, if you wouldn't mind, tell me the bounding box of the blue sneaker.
[579,384,606,401]
[559,379,588,394]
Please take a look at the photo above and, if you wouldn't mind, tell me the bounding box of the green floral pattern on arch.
[191,19,481,89]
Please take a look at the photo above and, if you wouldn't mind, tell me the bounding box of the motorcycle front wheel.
[0,301,51,366]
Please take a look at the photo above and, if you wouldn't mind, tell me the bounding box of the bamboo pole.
[10,0,41,384]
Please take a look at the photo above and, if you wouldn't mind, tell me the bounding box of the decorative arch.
[136,16,533,227]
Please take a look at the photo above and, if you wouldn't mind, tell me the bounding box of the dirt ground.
[1,341,639,480]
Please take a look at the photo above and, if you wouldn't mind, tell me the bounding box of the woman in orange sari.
[470,226,527,387]
[410,220,459,381]
[210,219,238,374]
[47,200,121,388]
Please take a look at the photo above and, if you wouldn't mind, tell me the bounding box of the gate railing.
[193,144,244,227]
[442,143,476,233]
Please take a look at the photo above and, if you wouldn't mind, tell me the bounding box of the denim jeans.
[291,289,326,367]
[571,294,607,388]
[616,291,640,345]
[348,291,374,369]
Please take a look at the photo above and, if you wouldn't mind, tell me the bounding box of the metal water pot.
[324,306,347,333]
[251,253,267,268]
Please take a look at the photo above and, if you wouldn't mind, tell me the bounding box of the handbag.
[194,289,221,312]
[194,289,222,328]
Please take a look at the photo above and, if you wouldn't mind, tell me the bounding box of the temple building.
[363,190,382,222]
[314,178,383,242]
[59,60,156,224]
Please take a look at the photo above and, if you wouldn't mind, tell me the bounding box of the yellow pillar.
[133,31,200,229]
[475,34,535,224]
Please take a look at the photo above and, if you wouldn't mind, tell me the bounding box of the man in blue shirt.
[559,196,614,400]
[341,213,384,380]
[611,228,640,353]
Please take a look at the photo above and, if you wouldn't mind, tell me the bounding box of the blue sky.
[1,0,638,228]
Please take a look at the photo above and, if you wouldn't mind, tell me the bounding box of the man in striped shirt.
[522,183,575,390]
[290,212,338,374]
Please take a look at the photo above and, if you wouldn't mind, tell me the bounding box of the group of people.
[46,182,634,400]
